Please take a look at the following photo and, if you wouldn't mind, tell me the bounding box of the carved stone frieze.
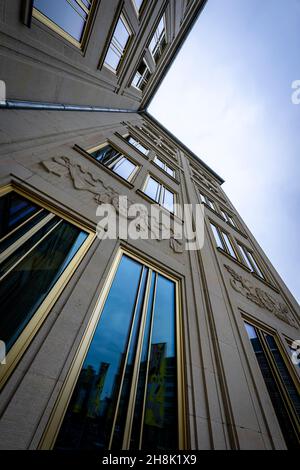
[224,264,297,328]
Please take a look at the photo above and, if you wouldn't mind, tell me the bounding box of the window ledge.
[73,145,135,189]
[251,272,280,294]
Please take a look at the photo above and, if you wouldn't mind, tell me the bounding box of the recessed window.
[0,189,93,387]
[144,176,175,213]
[126,135,149,156]
[52,252,183,450]
[200,193,216,211]
[132,58,151,91]
[104,13,131,72]
[149,15,167,64]
[221,209,236,227]
[32,0,95,47]
[237,243,264,278]
[131,0,144,14]
[89,144,138,182]
[244,322,300,449]
[210,222,237,259]
[153,156,175,178]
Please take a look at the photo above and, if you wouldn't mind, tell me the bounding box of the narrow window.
[154,156,175,178]
[89,144,137,182]
[0,189,93,387]
[126,136,149,156]
[149,15,167,64]
[33,0,95,47]
[238,243,264,278]
[222,232,237,259]
[132,59,151,91]
[104,13,131,72]
[53,253,183,450]
[144,177,175,213]
[210,223,224,250]
[244,322,300,448]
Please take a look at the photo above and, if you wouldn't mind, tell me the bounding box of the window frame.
[237,242,265,279]
[209,221,239,260]
[131,57,151,91]
[38,246,187,450]
[87,141,140,183]
[153,156,176,179]
[148,13,167,64]
[103,11,132,74]
[32,0,97,49]
[0,184,95,390]
[124,134,150,157]
[142,174,176,214]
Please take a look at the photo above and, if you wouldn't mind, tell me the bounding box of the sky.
[149,0,300,303]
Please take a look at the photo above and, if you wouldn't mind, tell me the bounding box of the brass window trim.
[38,246,187,450]
[32,0,97,50]
[0,184,96,390]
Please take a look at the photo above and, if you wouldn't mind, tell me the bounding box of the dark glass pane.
[142,275,177,450]
[130,271,156,449]
[0,209,49,254]
[90,145,135,181]
[111,267,149,449]
[34,0,86,42]
[0,192,40,239]
[0,221,87,351]
[265,334,300,418]
[109,157,136,181]
[54,255,143,450]
[245,324,299,449]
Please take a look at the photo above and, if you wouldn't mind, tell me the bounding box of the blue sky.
[149,0,300,303]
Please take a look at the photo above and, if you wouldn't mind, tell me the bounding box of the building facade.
[0,0,299,450]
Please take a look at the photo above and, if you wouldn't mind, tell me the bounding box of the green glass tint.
[55,255,178,450]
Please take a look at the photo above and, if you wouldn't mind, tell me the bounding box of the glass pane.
[144,177,160,202]
[34,0,87,42]
[238,244,253,270]
[162,188,174,213]
[222,232,236,258]
[0,220,88,352]
[127,136,149,155]
[210,223,224,250]
[154,157,164,169]
[110,157,136,181]
[166,166,175,178]
[133,0,144,11]
[54,255,143,450]
[200,193,206,204]
[104,46,121,70]
[111,267,149,448]
[265,334,300,419]
[0,192,40,240]
[114,16,130,50]
[142,275,177,450]
[130,272,157,449]
[247,251,264,278]
[244,323,299,448]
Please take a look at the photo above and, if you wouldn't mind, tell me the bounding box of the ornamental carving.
[42,156,184,254]
[224,264,297,328]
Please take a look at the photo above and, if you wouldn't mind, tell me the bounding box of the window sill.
[74,145,135,189]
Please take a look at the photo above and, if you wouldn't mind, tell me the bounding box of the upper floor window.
[237,243,264,278]
[210,222,237,259]
[149,15,167,64]
[153,156,175,178]
[131,0,144,15]
[0,188,93,388]
[89,144,138,182]
[200,193,217,211]
[220,209,236,227]
[32,0,95,48]
[126,135,149,156]
[131,58,151,91]
[143,176,175,213]
[104,13,131,72]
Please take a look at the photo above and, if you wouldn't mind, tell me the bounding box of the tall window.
[200,193,216,211]
[153,156,175,178]
[0,189,93,388]
[32,0,95,47]
[149,15,167,64]
[89,144,138,182]
[237,243,264,278]
[132,59,151,91]
[244,322,300,448]
[220,209,236,227]
[143,176,175,213]
[210,222,237,259]
[52,253,182,450]
[104,13,131,72]
[126,136,149,156]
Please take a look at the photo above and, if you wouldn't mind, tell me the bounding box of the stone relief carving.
[42,156,184,253]
[224,264,297,328]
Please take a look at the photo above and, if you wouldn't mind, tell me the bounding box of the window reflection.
[90,144,137,181]
[55,255,179,450]
[104,13,131,72]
